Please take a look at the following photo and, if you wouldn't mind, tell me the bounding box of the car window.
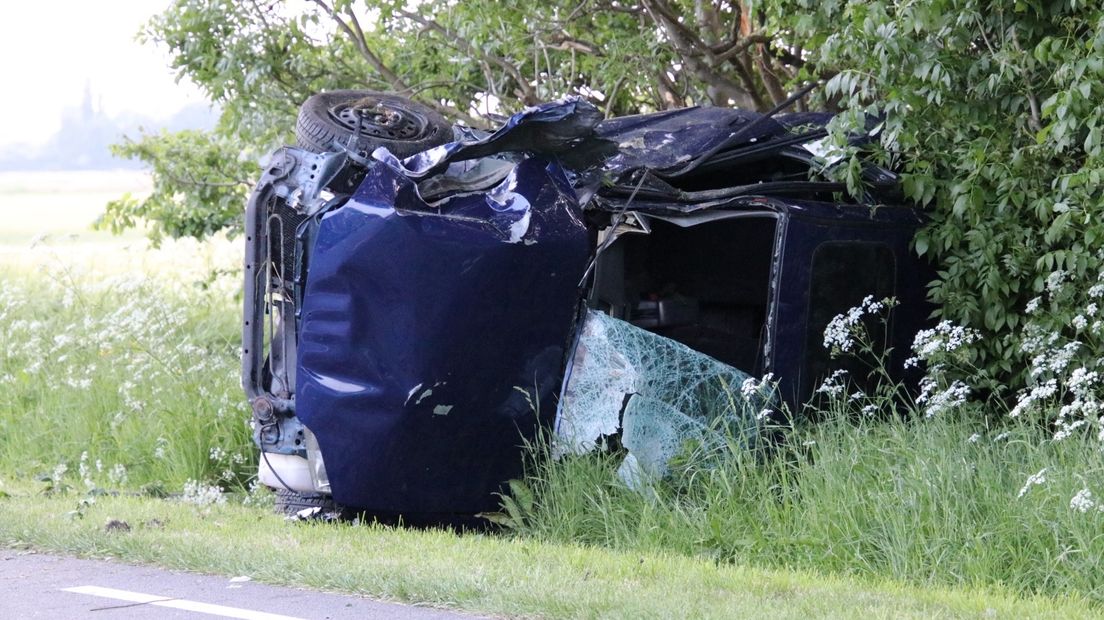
[804,242,896,399]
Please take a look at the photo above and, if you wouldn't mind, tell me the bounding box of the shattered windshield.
[557,310,774,486]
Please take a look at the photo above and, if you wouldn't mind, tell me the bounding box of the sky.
[0,0,209,147]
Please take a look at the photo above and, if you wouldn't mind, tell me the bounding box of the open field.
[0,171,1102,617]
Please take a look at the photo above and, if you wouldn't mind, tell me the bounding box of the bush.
[779,0,1104,393]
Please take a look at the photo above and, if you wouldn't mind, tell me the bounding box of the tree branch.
[310,0,411,93]
[641,0,764,109]
[395,9,540,106]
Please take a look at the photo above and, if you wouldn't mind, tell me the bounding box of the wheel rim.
[328,97,431,141]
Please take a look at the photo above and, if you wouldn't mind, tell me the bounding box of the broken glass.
[557,310,772,486]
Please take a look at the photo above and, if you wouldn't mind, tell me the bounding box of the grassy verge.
[511,415,1104,604]
[0,485,1097,619]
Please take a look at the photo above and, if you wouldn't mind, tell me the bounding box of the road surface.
[0,551,478,619]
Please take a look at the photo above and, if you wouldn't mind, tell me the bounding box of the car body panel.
[295,155,589,514]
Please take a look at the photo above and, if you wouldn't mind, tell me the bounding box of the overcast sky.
[0,1,209,147]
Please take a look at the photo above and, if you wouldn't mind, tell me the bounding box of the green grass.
[0,486,1096,619]
[0,170,148,246]
[511,417,1104,604]
[0,174,249,491]
[0,268,250,491]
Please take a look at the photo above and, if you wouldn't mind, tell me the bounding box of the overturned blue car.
[242,91,930,518]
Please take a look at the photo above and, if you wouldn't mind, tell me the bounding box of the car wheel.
[295,90,452,159]
[273,488,343,519]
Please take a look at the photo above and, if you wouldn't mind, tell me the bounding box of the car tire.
[273,488,342,519]
[295,90,452,159]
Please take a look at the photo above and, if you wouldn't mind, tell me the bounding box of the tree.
[103,0,807,241]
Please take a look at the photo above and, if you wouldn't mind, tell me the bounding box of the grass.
[0,267,250,490]
[1,171,1103,617]
[0,172,249,491]
[0,484,1097,619]
[509,417,1104,604]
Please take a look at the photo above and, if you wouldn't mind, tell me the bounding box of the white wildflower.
[78,451,94,490]
[740,373,775,400]
[1073,315,1088,330]
[1068,368,1098,395]
[108,463,128,486]
[823,296,892,353]
[1025,297,1041,314]
[1053,418,1087,441]
[51,463,68,483]
[967,433,982,443]
[1010,378,1058,418]
[154,437,168,459]
[180,479,225,507]
[815,369,848,397]
[917,378,971,417]
[1046,270,1068,293]
[910,321,979,361]
[1017,468,1048,498]
[1070,488,1097,513]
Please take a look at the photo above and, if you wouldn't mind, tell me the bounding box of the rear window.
[804,242,896,397]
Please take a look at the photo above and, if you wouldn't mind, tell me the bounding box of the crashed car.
[242,90,930,517]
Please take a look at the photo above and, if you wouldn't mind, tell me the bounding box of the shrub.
[776,0,1104,394]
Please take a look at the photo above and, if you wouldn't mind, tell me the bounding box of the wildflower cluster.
[906,321,978,368]
[180,479,226,506]
[0,255,254,495]
[740,373,778,422]
[815,296,979,421]
[1007,269,1104,442]
[814,298,904,419]
[823,295,895,355]
[1069,488,1104,514]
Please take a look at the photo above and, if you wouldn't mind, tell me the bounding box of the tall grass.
[0,262,253,492]
[508,414,1104,602]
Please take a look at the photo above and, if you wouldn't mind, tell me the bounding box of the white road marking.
[62,585,306,620]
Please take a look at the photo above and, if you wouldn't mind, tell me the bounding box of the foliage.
[1009,267,1104,444]
[507,300,1104,602]
[112,0,808,242]
[512,413,1104,603]
[773,0,1104,392]
[99,131,257,243]
[119,0,1104,393]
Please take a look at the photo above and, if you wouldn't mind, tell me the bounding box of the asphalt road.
[0,551,477,619]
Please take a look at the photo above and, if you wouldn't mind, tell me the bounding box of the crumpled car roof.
[378,97,896,204]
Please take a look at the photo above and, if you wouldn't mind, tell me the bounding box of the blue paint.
[296,156,589,514]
